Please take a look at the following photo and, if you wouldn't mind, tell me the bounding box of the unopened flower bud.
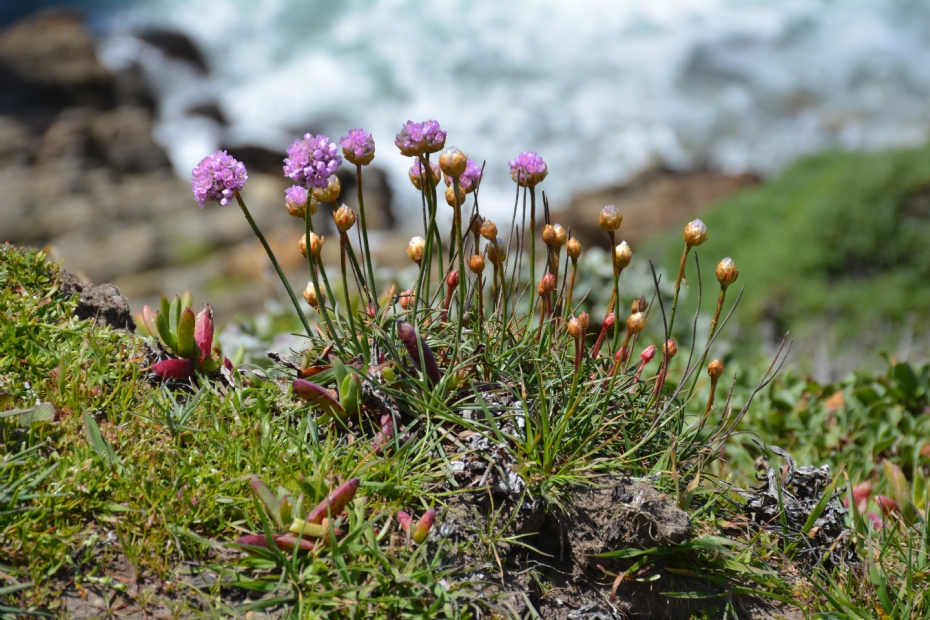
[445,184,466,207]
[487,237,507,265]
[614,241,632,271]
[602,312,616,330]
[632,296,647,313]
[663,338,678,359]
[439,147,468,177]
[468,254,485,274]
[480,220,498,241]
[333,204,356,232]
[578,311,590,331]
[708,359,724,379]
[399,289,415,311]
[299,232,324,258]
[538,273,556,295]
[716,257,739,287]
[542,224,557,247]
[684,219,708,247]
[552,224,567,248]
[566,237,581,260]
[312,175,341,203]
[640,344,657,364]
[567,316,583,340]
[406,236,425,265]
[469,215,484,237]
[626,311,646,334]
[302,282,324,308]
[598,204,622,233]
[447,270,460,290]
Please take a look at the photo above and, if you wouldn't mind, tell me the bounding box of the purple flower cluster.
[509,151,548,187]
[408,159,442,190]
[283,134,342,188]
[285,185,309,210]
[395,120,446,157]
[191,150,248,207]
[444,158,483,193]
[339,128,375,166]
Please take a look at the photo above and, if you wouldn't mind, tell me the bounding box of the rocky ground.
[0,9,757,321]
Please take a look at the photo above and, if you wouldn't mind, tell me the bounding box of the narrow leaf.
[306,478,360,525]
[176,307,196,359]
[249,476,283,529]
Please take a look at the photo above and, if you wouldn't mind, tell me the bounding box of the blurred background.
[2,0,930,378]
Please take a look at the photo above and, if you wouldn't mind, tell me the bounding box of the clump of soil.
[58,269,135,331]
[435,480,802,619]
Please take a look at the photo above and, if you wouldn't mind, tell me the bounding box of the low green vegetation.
[653,143,930,348]
[3,130,930,619]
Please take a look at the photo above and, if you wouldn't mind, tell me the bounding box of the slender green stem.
[339,232,358,340]
[452,177,467,367]
[304,200,343,354]
[355,164,379,312]
[565,260,578,320]
[528,186,537,328]
[234,191,311,338]
[667,245,690,338]
[685,285,728,402]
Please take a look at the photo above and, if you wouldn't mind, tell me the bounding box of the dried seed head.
[445,184,466,207]
[684,219,708,247]
[299,232,324,258]
[716,257,739,287]
[312,175,341,203]
[663,338,678,359]
[567,316,583,340]
[538,273,556,295]
[302,282,324,308]
[406,236,425,265]
[399,289,415,311]
[626,311,646,334]
[468,254,485,274]
[439,147,468,177]
[566,237,581,260]
[707,359,724,379]
[480,220,498,240]
[640,344,657,364]
[333,204,356,232]
[487,237,507,265]
[614,241,632,271]
[598,204,622,233]
[632,296,647,313]
[578,311,590,331]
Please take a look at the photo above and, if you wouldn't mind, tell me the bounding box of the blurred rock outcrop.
[0,10,396,319]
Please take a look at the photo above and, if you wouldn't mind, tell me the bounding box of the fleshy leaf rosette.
[145,298,228,379]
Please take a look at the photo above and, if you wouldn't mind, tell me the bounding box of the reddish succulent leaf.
[224,357,233,370]
[272,534,317,551]
[371,416,395,455]
[141,305,159,338]
[876,495,899,517]
[250,475,283,529]
[194,303,214,364]
[396,510,412,533]
[292,379,344,418]
[298,365,331,378]
[413,508,436,543]
[151,358,194,379]
[235,534,273,549]
[396,321,441,386]
[306,478,360,525]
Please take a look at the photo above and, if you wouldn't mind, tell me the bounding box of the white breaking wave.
[96,0,930,221]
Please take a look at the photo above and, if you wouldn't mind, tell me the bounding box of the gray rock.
[59,270,135,331]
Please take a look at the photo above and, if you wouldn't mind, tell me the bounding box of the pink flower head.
[395,120,446,157]
[339,128,375,165]
[509,151,548,187]
[191,150,248,207]
[283,133,342,188]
